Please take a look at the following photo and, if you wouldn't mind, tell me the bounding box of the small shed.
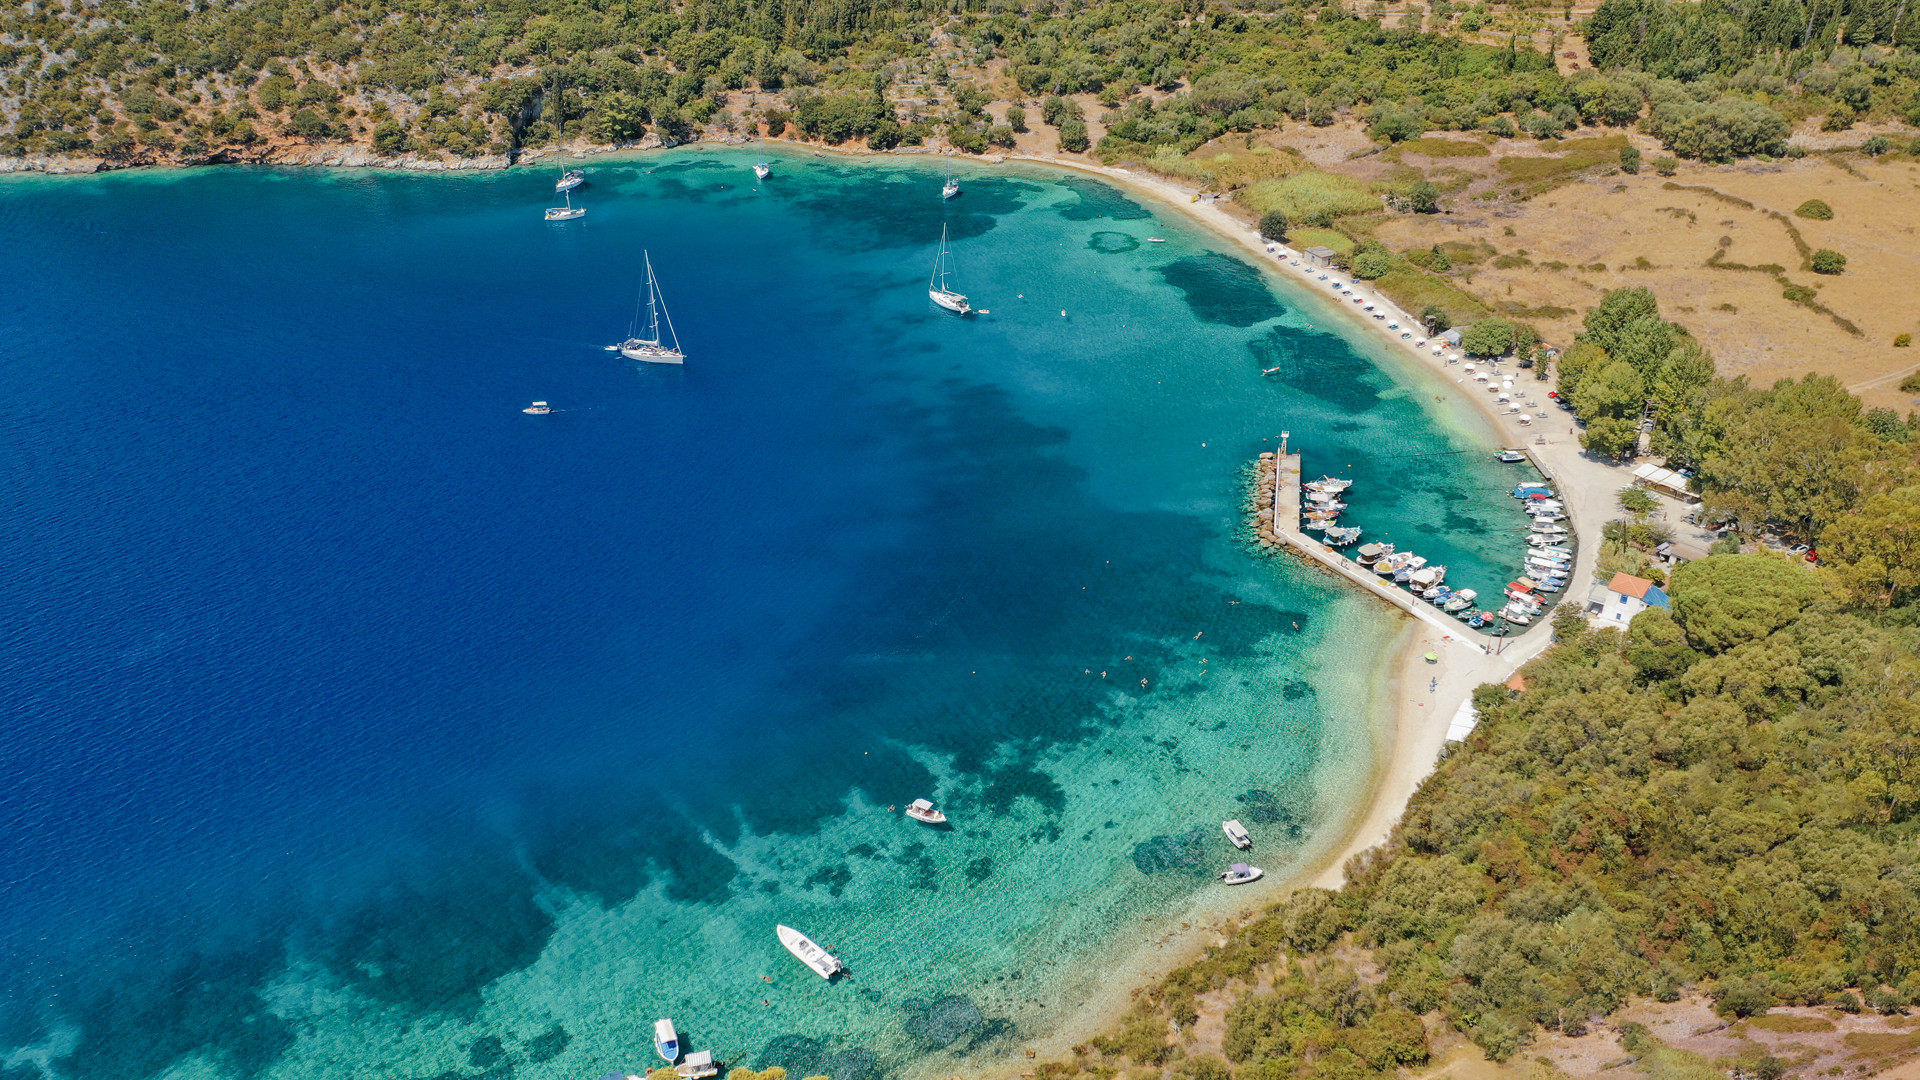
[1631,462,1701,504]
[1303,245,1338,268]
[1440,328,1463,347]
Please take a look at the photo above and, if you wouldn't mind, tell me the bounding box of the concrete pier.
[1253,452,1488,655]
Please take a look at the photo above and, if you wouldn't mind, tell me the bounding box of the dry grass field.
[1176,122,1920,409]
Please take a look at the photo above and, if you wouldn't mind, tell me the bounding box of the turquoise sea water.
[0,148,1531,1080]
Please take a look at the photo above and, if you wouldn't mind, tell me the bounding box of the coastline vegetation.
[1076,551,1920,1079]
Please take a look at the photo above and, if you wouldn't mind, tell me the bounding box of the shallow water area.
[0,149,1527,1080]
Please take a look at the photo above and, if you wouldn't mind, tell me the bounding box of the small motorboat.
[522,401,552,414]
[1221,862,1264,885]
[676,1051,720,1079]
[1223,819,1251,849]
[556,169,585,192]
[1444,589,1478,612]
[655,1018,681,1063]
[754,161,771,180]
[1496,449,1527,463]
[904,798,947,825]
[1306,477,1353,493]
[1261,366,1282,375]
[1467,611,1491,628]
[777,924,845,979]
[1323,526,1362,546]
[1148,237,1167,243]
[544,193,585,220]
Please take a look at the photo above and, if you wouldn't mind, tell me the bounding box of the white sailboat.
[928,225,970,314]
[941,153,960,199]
[544,192,584,220]
[615,252,685,364]
[556,168,585,192]
[754,161,771,180]
[776,924,845,979]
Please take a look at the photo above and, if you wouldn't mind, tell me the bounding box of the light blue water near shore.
[0,149,1533,1080]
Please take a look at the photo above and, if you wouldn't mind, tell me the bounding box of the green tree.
[1668,553,1823,653]
[1618,486,1658,518]
[372,119,410,154]
[1420,305,1451,334]
[1407,180,1440,214]
[1259,210,1290,241]
[1820,484,1920,608]
[1572,359,1646,419]
[1582,416,1641,459]
[1058,117,1090,152]
[1461,318,1517,356]
[1353,251,1393,279]
[1005,105,1027,133]
[1620,144,1641,173]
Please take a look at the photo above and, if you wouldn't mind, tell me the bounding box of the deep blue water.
[0,150,1531,1080]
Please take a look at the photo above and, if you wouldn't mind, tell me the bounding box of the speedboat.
[904,798,947,825]
[1221,862,1264,885]
[655,1018,681,1063]
[777,924,845,979]
[754,161,771,180]
[544,193,585,220]
[1496,449,1527,463]
[522,401,552,414]
[1444,589,1478,612]
[1148,237,1167,243]
[556,169,584,192]
[1223,819,1251,849]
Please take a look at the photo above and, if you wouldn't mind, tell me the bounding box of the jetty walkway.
[1253,450,1489,656]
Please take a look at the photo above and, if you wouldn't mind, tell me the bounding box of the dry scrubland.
[1170,123,1920,409]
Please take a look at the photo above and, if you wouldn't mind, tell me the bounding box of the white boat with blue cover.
[655,1018,680,1062]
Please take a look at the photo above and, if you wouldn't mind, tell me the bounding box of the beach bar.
[1630,463,1701,504]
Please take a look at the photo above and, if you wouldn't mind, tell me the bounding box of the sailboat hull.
[620,342,685,364]
[929,289,971,314]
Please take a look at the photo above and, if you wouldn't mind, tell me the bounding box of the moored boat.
[1221,862,1264,885]
[543,192,585,220]
[1324,526,1362,546]
[905,798,947,825]
[777,924,845,979]
[1496,449,1527,463]
[616,252,685,363]
[754,161,771,180]
[1223,819,1252,849]
[929,224,971,314]
[1444,589,1478,612]
[1355,542,1389,565]
[655,1018,680,1063]
[556,168,585,192]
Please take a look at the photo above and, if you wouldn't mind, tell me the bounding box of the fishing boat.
[1392,556,1429,583]
[556,168,585,192]
[776,924,845,979]
[615,253,685,363]
[655,1019,681,1062]
[1409,566,1445,590]
[543,192,585,220]
[1513,483,1554,498]
[1355,542,1389,566]
[522,401,552,414]
[1467,611,1491,629]
[754,161,771,180]
[929,225,971,314]
[904,798,947,825]
[1444,589,1478,612]
[1305,477,1353,493]
[1531,523,1570,535]
[1220,862,1264,885]
[1501,605,1535,625]
[1422,584,1451,603]
[1223,820,1251,849]
[1323,526,1362,546]
[1303,519,1336,531]
[1496,449,1527,463]
[1374,552,1408,577]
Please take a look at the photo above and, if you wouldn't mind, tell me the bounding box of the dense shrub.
[1795,199,1834,220]
[1811,249,1847,274]
[1258,210,1289,241]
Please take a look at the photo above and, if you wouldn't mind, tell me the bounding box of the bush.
[1712,975,1774,1018]
[985,124,1015,149]
[1811,248,1847,274]
[1058,117,1089,152]
[867,119,902,150]
[1407,179,1439,213]
[761,109,789,137]
[1864,135,1893,156]
[1897,334,1914,348]
[1258,209,1289,241]
[1461,318,1517,356]
[1652,156,1678,176]
[1353,251,1394,279]
[372,119,410,154]
[1620,144,1641,173]
[1822,104,1856,131]
[1420,304,1451,332]
[1005,104,1026,133]
[1794,199,1833,220]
